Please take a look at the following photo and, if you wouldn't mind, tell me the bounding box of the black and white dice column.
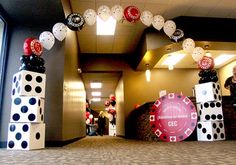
[195,82,225,141]
[7,38,46,150]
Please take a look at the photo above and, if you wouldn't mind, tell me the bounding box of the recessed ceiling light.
[91,98,101,102]
[205,52,212,57]
[90,82,102,89]
[162,53,185,66]
[91,91,101,97]
[214,54,236,66]
[96,16,116,35]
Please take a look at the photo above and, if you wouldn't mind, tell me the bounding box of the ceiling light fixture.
[96,16,116,35]
[162,53,185,66]
[205,51,212,57]
[214,54,236,66]
[145,64,151,82]
[91,91,101,97]
[90,82,102,89]
[168,65,174,70]
[91,98,101,102]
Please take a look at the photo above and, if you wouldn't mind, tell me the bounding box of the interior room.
[0,0,236,164]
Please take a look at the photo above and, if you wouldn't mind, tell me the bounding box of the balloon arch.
[19,4,219,141]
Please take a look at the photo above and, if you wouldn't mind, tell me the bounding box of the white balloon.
[52,22,67,41]
[182,38,195,53]
[86,119,90,124]
[152,15,165,30]
[83,9,97,26]
[111,5,123,21]
[192,47,205,62]
[108,113,113,121]
[140,10,153,26]
[97,5,111,21]
[39,31,55,50]
[163,20,176,37]
[89,114,93,119]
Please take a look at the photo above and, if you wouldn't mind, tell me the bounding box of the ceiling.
[154,50,236,69]
[81,72,122,111]
[70,0,236,54]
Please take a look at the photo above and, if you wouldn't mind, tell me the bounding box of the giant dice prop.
[7,123,45,150]
[11,70,46,98]
[10,96,44,123]
[195,82,222,103]
[197,121,225,141]
[109,123,116,136]
[8,70,46,150]
[196,101,223,122]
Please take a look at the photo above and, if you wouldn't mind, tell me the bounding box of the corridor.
[0,136,235,165]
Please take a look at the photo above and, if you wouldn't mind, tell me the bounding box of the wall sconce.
[168,65,174,70]
[145,64,151,82]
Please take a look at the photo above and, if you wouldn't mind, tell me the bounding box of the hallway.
[0,136,235,165]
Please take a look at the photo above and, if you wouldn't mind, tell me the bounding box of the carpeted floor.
[0,136,236,165]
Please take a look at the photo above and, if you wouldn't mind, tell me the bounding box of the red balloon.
[23,38,43,56]
[86,112,90,119]
[124,6,140,23]
[109,95,116,101]
[198,56,215,70]
[104,100,110,107]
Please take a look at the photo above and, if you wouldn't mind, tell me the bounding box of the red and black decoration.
[150,93,197,142]
[66,13,85,31]
[198,69,218,84]
[170,29,184,43]
[21,38,46,73]
[198,56,215,70]
[23,38,43,56]
[198,56,218,84]
[124,6,141,23]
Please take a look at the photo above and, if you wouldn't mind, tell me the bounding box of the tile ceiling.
[70,0,236,54]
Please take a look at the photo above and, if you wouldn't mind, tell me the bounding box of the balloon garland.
[104,94,117,125]
[20,4,214,83]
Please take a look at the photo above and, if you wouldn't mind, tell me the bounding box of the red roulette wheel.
[150,93,197,142]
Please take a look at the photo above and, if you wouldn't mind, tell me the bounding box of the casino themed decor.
[104,94,117,136]
[7,40,46,150]
[66,13,85,31]
[195,82,225,141]
[195,59,225,141]
[150,93,197,142]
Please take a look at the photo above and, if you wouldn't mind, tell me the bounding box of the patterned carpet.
[0,136,236,165]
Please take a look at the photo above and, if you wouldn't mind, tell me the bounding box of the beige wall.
[62,0,86,141]
[123,68,199,118]
[115,77,125,136]
[218,60,236,96]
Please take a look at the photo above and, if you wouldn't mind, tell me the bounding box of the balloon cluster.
[198,69,218,84]
[20,38,45,73]
[182,38,207,64]
[64,5,184,42]
[86,111,93,125]
[104,94,116,125]
[197,56,218,84]
[21,22,67,73]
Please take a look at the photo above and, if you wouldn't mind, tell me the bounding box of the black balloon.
[170,29,184,42]
[20,55,30,64]
[211,69,217,76]
[210,75,218,82]
[198,70,204,77]
[19,63,33,71]
[66,13,85,31]
[30,54,40,66]
[110,100,116,106]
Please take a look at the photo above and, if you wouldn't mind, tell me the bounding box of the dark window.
[0,11,8,110]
